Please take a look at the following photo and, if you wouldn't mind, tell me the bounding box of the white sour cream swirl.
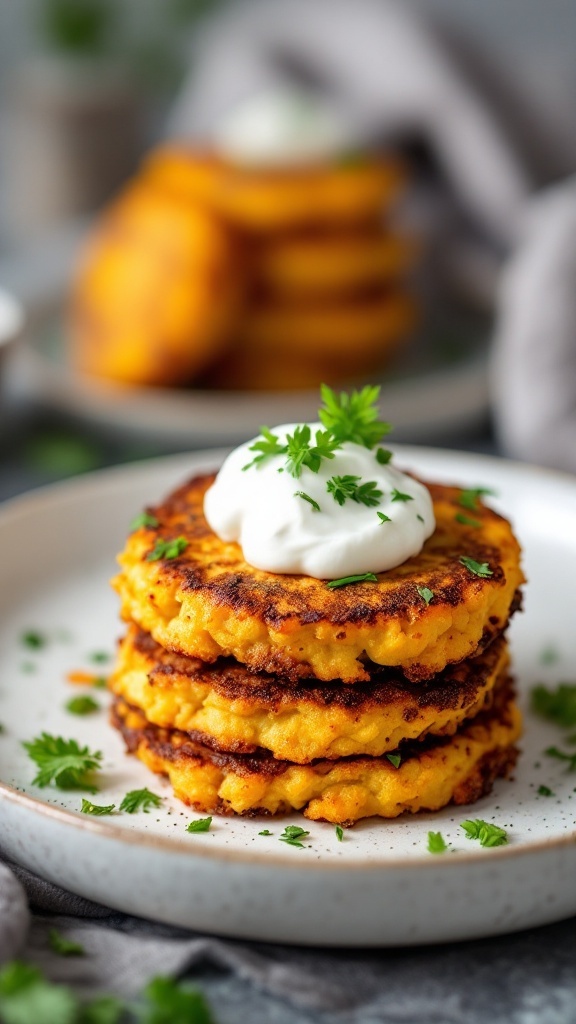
[204,424,435,579]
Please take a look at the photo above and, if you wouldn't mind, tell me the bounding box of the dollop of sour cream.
[204,424,435,579]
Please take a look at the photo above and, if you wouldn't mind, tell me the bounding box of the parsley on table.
[416,586,434,606]
[538,785,555,797]
[544,746,576,771]
[48,929,85,957]
[81,799,115,816]
[146,537,188,561]
[377,511,391,524]
[319,383,391,449]
[279,825,310,848]
[391,489,413,503]
[335,825,344,842]
[66,695,100,716]
[143,975,215,1024]
[460,819,508,847]
[327,475,383,507]
[455,512,481,528]
[186,816,213,833]
[459,556,493,578]
[130,511,159,532]
[427,831,448,854]
[458,487,496,511]
[22,733,102,791]
[531,683,576,727]
[386,753,401,768]
[258,829,273,836]
[294,491,321,512]
[21,630,47,650]
[327,573,378,589]
[120,788,163,814]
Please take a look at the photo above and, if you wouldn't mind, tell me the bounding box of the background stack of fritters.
[110,473,524,826]
[70,148,418,391]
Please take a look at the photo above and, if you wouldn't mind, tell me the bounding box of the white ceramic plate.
[1,448,576,947]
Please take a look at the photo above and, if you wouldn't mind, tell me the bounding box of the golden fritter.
[113,473,524,683]
[111,674,521,825]
[143,147,407,233]
[111,625,509,763]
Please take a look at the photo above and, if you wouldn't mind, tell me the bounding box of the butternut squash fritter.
[113,473,524,683]
[111,674,521,825]
[110,625,509,763]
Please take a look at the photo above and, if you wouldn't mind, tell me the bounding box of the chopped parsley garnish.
[20,661,36,674]
[22,733,102,791]
[319,383,391,449]
[335,825,344,842]
[531,683,576,727]
[327,475,382,507]
[540,644,560,666]
[65,695,100,716]
[460,819,508,847]
[416,514,424,523]
[81,799,115,816]
[459,556,493,578]
[279,824,310,848]
[88,650,111,664]
[391,489,413,503]
[48,929,85,957]
[144,976,215,1024]
[538,785,554,797]
[258,829,273,836]
[327,572,378,589]
[294,491,321,512]
[386,752,401,768]
[427,831,448,854]
[285,425,340,478]
[146,536,188,561]
[458,487,496,511]
[243,426,287,470]
[377,511,391,524]
[455,512,481,528]
[21,630,47,650]
[376,447,393,465]
[416,585,434,606]
[544,746,576,771]
[130,511,159,531]
[186,816,212,833]
[120,788,163,813]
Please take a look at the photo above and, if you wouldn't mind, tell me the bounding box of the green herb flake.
[129,511,159,532]
[377,511,391,524]
[243,426,287,471]
[417,514,424,523]
[458,487,496,511]
[143,975,215,1024]
[460,818,508,847]
[427,831,448,854]
[20,661,36,674]
[21,630,47,650]
[22,733,103,792]
[258,829,273,836]
[88,650,111,665]
[386,752,401,768]
[391,488,413,503]
[335,825,344,842]
[544,746,576,771]
[416,585,434,606]
[327,475,383,507]
[294,491,321,512]
[327,572,378,589]
[531,683,576,727]
[285,425,340,478]
[92,676,108,690]
[376,447,393,465]
[319,383,391,449]
[81,799,115,816]
[459,556,493,578]
[279,824,310,848]
[146,536,188,561]
[455,512,481,528]
[537,785,554,797]
[80,995,125,1024]
[66,695,100,716]
[186,816,212,833]
[540,644,560,666]
[0,961,78,1024]
[48,928,85,957]
[120,788,163,814]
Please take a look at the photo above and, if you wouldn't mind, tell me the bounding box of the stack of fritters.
[110,474,524,826]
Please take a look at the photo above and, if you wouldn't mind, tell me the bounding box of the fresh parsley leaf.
[243,426,287,471]
[538,785,554,797]
[391,489,413,503]
[92,677,108,689]
[544,746,576,771]
[531,683,576,727]
[186,816,212,833]
[377,511,391,524]
[416,585,434,606]
[455,512,481,528]
[0,961,78,1024]
[327,475,383,507]
[130,511,159,531]
[416,514,424,523]
[376,447,393,465]
[335,825,344,842]
[88,650,111,664]
[22,733,103,791]
[49,928,85,957]
[327,573,378,589]
[143,975,215,1024]
[386,752,401,768]
[294,491,321,512]
[21,630,47,650]
[120,788,163,814]
[427,831,447,854]
[458,487,496,511]
[80,995,125,1024]
[258,829,273,836]
[279,824,310,849]
[81,799,115,816]
[285,425,340,478]
[459,556,493,578]
[66,695,100,716]
[146,536,188,561]
[460,819,508,847]
[319,383,391,449]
